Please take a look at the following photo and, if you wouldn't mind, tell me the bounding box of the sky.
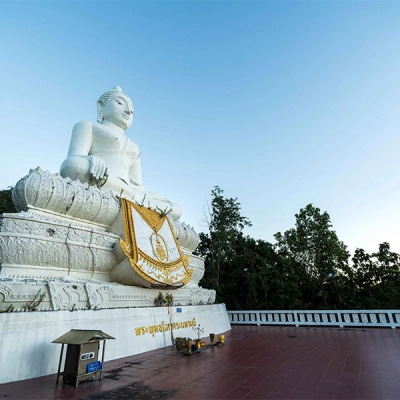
[1,0,400,257]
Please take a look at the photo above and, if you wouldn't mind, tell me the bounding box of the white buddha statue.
[60,86,181,220]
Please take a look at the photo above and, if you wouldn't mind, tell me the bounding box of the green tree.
[197,186,293,310]
[351,248,377,308]
[274,204,350,309]
[0,188,16,214]
[217,236,277,310]
[374,242,400,308]
[196,186,252,298]
[351,243,400,309]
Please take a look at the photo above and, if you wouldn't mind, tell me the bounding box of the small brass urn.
[209,333,215,344]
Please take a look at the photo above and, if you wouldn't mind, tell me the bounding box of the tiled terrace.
[1,325,400,399]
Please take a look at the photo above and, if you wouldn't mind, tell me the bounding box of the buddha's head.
[97,86,134,130]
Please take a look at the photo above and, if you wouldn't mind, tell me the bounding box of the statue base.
[0,167,224,385]
[0,277,216,312]
[1,167,205,287]
[0,209,206,287]
[0,303,231,384]
[0,169,215,311]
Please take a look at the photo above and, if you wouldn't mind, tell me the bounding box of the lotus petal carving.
[12,167,121,226]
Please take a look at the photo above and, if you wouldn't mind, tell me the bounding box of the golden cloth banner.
[119,198,193,286]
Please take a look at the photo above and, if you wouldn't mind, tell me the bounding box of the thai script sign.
[135,318,197,337]
[87,361,101,373]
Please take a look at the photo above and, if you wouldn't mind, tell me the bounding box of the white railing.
[227,310,400,329]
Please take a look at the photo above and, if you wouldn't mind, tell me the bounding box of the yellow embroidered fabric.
[119,197,193,286]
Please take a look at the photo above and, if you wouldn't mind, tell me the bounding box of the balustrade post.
[293,311,299,327]
[387,312,395,329]
[337,311,343,328]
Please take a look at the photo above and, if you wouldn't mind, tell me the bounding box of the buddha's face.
[101,94,134,130]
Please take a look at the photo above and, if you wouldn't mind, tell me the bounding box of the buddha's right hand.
[88,155,109,181]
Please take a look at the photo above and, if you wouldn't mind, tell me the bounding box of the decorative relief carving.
[0,278,217,312]
[67,227,92,243]
[90,233,117,248]
[181,253,204,287]
[172,220,199,251]
[188,262,205,284]
[97,285,152,304]
[69,245,92,271]
[46,281,89,310]
[12,167,121,226]
[187,254,204,268]
[85,283,100,309]
[92,251,116,273]
[0,284,14,301]
[189,288,216,305]
[0,282,51,311]
[1,236,69,269]
[1,215,68,239]
[1,213,119,280]
[0,213,118,241]
[48,281,61,309]
[64,284,87,302]
[99,285,116,300]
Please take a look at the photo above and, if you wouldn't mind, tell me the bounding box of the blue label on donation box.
[87,361,101,373]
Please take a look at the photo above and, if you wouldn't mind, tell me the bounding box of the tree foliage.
[197,187,400,310]
[0,188,15,214]
[349,242,400,309]
[196,186,252,298]
[274,204,350,309]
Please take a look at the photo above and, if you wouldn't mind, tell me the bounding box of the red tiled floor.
[1,325,400,399]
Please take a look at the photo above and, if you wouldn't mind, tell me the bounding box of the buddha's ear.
[97,101,103,123]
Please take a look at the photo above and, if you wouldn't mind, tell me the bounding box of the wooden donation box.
[52,329,115,387]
